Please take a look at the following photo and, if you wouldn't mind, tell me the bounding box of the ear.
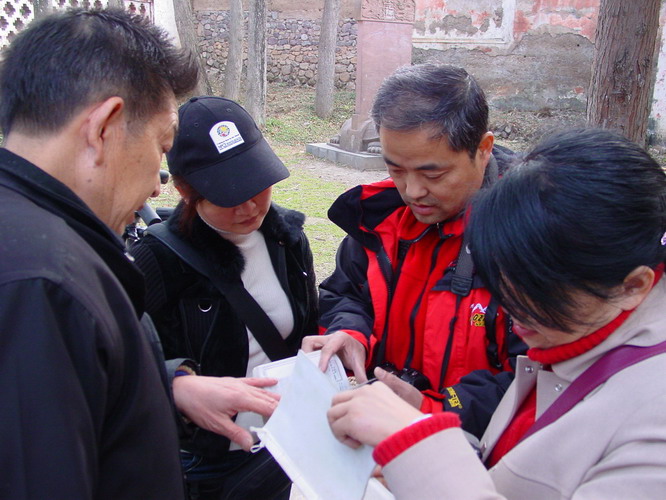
[476,131,495,166]
[84,96,126,166]
[616,265,655,311]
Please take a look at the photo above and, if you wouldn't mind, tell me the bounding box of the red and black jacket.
[319,148,526,438]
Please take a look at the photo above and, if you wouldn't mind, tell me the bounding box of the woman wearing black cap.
[130,96,318,500]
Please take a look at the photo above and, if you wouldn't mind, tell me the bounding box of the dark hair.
[0,8,199,136]
[171,174,204,236]
[370,64,488,156]
[468,128,666,332]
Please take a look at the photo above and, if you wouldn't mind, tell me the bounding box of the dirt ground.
[297,157,389,187]
[489,108,588,147]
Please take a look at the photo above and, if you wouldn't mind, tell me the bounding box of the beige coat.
[382,279,666,499]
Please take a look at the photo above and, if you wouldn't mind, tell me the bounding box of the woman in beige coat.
[328,129,666,499]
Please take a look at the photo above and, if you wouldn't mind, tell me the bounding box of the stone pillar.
[337,0,415,153]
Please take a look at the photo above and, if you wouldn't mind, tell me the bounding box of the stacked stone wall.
[195,10,357,90]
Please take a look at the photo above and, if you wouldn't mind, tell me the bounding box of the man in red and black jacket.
[303,64,526,439]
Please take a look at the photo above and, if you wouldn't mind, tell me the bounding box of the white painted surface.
[649,3,666,142]
[154,0,180,46]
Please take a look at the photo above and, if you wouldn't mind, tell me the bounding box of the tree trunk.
[172,0,213,97]
[586,0,660,146]
[223,0,244,101]
[246,0,267,126]
[315,0,341,119]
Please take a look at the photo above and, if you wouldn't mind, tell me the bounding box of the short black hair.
[370,64,488,156]
[469,128,666,332]
[0,8,199,136]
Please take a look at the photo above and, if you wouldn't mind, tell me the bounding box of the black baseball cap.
[167,96,289,207]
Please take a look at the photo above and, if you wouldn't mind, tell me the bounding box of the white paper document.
[252,349,350,394]
[252,351,386,500]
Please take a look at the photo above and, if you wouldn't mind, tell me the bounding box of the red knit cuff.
[373,412,461,466]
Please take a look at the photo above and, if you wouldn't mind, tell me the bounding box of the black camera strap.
[437,157,502,389]
[146,223,294,361]
[438,228,474,390]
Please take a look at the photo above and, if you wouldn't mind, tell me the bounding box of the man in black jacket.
[0,9,198,499]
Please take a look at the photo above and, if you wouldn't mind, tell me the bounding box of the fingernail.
[352,377,378,389]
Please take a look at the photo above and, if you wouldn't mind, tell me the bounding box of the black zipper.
[403,236,448,368]
[374,224,437,366]
[373,246,395,365]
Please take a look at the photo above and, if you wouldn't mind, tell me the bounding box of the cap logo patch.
[209,121,244,154]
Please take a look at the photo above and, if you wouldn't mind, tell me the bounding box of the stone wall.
[195,10,357,91]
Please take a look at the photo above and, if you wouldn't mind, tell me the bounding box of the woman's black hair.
[171,175,204,236]
[468,128,666,332]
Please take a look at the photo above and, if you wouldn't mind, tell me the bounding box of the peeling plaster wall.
[513,0,597,40]
[412,0,666,141]
[414,0,515,48]
[413,0,596,111]
[414,32,593,111]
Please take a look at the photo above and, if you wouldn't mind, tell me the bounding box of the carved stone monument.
[306,0,415,170]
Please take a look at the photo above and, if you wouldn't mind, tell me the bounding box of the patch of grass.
[271,165,349,282]
[648,147,666,167]
[152,181,180,209]
[272,166,345,218]
[263,85,357,281]
[264,84,355,147]
[147,158,180,210]
[303,219,346,280]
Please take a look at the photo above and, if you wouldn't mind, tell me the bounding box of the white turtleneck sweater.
[200,216,294,450]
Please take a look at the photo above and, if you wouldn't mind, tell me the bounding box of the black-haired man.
[0,9,198,499]
[304,64,525,438]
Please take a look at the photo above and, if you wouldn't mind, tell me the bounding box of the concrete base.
[305,143,386,171]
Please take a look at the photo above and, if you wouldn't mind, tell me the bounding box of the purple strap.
[520,339,666,443]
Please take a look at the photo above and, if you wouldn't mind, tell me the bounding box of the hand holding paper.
[173,375,279,451]
[301,331,369,383]
[252,351,381,500]
[252,349,350,394]
[327,380,423,449]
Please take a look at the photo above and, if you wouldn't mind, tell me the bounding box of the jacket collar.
[551,278,666,382]
[0,148,146,314]
[166,200,305,280]
[329,148,511,247]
